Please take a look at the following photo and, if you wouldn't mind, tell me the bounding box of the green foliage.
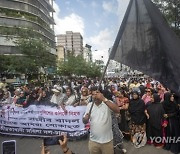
[0,28,56,74]
[0,55,38,74]
[0,8,56,76]
[85,62,102,78]
[14,37,56,72]
[57,55,101,77]
[0,55,9,73]
[153,0,180,37]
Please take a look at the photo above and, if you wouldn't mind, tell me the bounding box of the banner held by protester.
[0,105,88,139]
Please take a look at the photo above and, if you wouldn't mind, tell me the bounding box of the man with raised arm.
[83,87,119,154]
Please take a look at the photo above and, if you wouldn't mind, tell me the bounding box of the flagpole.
[88,48,111,115]
[88,0,134,115]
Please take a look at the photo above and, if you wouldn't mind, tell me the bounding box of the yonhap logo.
[150,137,180,144]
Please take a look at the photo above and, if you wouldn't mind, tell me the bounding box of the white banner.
[0,105,88,138]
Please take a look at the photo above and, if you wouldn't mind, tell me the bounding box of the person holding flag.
[83,86,119,154]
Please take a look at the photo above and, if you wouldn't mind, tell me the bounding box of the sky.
[54,0,130,62]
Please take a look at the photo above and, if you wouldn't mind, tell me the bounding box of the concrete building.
[56,31,83,56]
[83,44,92,62]
[56,45,65,61]
[0,0,56,55]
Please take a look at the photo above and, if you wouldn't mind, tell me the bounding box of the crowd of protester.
[0,76,180,154]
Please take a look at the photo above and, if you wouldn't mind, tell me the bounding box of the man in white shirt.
[83,87,119,154]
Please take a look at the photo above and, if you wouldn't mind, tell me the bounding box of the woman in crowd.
[110,84,117,98]
[115,90,130,136]
[15,91,27,107]
[128,91,147,148]
[103,88,126,154]
[62,87,76,106]
[162,92,180,154]
[12,88,21,104]
[74,87,90,106]
[157,85,166,102]
[142,88,152,106]
[146,93,167,148]
[27,90,38,106]
[1,90,13,105]
[37,89,51,105]
[112,110,126,154]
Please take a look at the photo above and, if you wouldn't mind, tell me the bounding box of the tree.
[0,54,38,75]
[1,27,57,75]
[85,62,102,78]
[0,55,10,73]
[153,0,180,37]
[0,21,57,76]
[15,38,56,72]
[57,55,101,77]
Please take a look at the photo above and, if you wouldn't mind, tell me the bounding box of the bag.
[132,132,147,148]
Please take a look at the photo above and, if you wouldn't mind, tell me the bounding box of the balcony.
[38,0,55,12]
[0,16,55,41]
[0,0,55,24]
[0,8,54,33]
[0,26,55,48]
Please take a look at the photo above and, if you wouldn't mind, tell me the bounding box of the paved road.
[0,135,173,154]
[49,139,172,154]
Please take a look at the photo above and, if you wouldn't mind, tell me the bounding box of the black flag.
[110,0,180,94]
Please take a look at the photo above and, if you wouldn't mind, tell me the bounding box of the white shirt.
[85,102,113,143]
[64,95,76,106]
[2,97,13,105]
[50,93,65,105]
